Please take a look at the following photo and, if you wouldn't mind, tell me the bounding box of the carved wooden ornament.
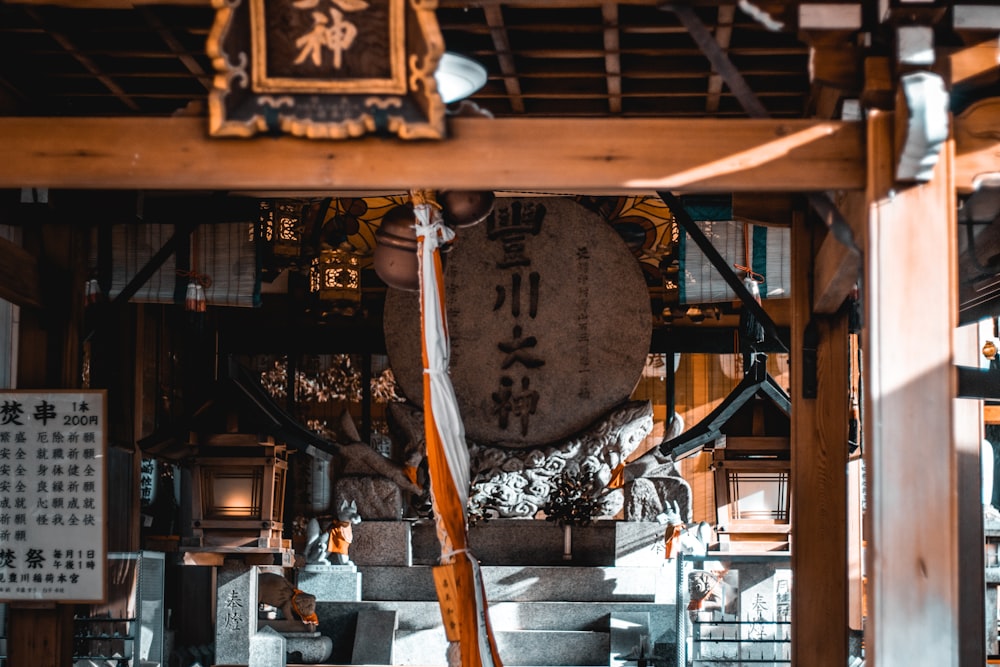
[208,0,446,139]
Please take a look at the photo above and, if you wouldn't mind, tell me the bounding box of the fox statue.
[305,499,362,566]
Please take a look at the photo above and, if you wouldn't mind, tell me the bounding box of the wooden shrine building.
[2,1,1000,666]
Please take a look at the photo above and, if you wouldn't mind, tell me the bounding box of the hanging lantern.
[374,204,420,291]
[258,199,322,261]
[183,272,210,312]
[84,274,101,306]
[274,200,307,257]
[185,280,208,312]
[257,200,275,244]
[309,247,361,316]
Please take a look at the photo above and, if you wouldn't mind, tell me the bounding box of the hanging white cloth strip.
[413,193,501,667]
[414,203,471,510]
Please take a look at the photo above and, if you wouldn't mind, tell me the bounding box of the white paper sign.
[0,390,106,602]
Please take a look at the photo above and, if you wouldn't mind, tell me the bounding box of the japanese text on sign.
[0,391,106,602]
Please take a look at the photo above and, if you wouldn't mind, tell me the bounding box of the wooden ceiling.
[0,1,819,120]
[2,1,996,350]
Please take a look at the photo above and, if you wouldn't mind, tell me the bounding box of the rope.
[733,222,764,283]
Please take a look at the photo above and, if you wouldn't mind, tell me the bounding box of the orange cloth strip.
[417,208,502,667]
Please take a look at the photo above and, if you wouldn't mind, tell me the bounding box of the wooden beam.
[704,4,734,114]
[732,192,798,226]
[863,108,963,667]
[669,5,769,119]
[986,403,1000,424]
[2,0,689,7]
[0,116,866,193]
[482,5,525,114]
[956,96,1000,193]
[791,210,850,667]
[0,235,42,308]
[946,38,1000,90]
[601,3,622,114]
[138,6,212,92]
[813,229,860,314]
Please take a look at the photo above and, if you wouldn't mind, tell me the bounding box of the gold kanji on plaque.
[208,0,446,139]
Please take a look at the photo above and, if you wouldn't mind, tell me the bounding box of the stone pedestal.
[299,564,362,601]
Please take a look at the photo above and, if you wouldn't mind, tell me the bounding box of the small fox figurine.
[305,499,362,565]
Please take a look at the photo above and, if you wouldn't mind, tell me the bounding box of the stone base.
[298,568,362,602]
[413,518,618,566]
[351,521,412,566]
[615,521,670,566]
[303,562,357,573]
[286,633,334,664]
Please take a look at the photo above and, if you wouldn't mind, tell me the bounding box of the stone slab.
[298,568,362,602]
[351,520,412,566]
[615,521,671,566]
[413,518,618,566]
[249,625,285,667]
[494,629,609,666]
[359,565,671,603]
[351,609,399,665]
[392,627,449,665]
[316,599,674,635]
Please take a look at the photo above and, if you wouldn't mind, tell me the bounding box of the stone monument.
[384,196,651,447]
[383,196,653,516]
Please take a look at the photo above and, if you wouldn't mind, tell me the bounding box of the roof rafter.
[483,5,525,114]
[23,6,140,112]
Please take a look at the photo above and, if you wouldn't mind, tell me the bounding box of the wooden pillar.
[862,109,960,666]
[8,603,74,667]
[791,210,850,666]
[954,321,986,667]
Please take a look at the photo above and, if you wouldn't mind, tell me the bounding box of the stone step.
[392,627,612,666]
[495,630,611,666]
[359,565,673,603]
[371,519,673,568]
[315,599,674,633]
[391,626,449,665]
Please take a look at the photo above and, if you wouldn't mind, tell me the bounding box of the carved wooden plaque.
[208,0,446,139]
